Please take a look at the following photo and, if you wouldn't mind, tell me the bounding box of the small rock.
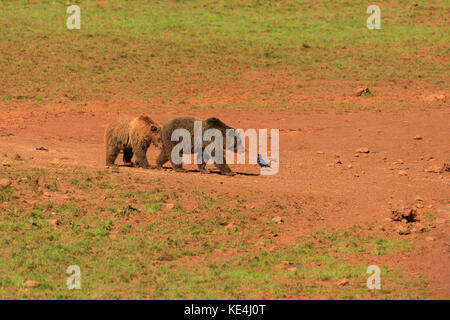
[335,159,342,164]
[353,86,371,97]
[23,280,40,288]
[391,207,417,222]
[397,225,411,235]
[43,192,51,197]
[354,173,360,177]
[272,216,284,224]
[327,163,335,167]
[425,236,435,242]
[356,147,370,153]
[287,267,297,272]
[393,159,404,165]
[423,93,446,102]
[165,203,174,210]
[425,165,443,173]
[47,219,58,228]
[2,160,11,167]
[224,223,235,231]
[347,164,352,169]
[337,278,349,286]
[414,135,423,140]
[411,223,424,233]
[0,178,11,188]
[36,147,49,152]
[398,170,408,176]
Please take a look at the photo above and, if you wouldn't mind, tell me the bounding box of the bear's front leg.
[134,148,150,169]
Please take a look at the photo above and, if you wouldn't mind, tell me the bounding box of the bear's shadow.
[158,167,259,176]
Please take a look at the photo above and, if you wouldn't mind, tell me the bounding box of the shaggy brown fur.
[104,115,162,168]
[156,117,240,175]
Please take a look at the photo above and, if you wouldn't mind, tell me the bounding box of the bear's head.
[149,122,162,149]
[137,115,162,150]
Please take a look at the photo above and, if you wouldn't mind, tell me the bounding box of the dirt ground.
[1,93,449,298]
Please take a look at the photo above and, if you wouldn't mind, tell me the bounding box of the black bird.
[257,154,271,168]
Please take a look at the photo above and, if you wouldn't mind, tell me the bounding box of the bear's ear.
[150,124,159,132]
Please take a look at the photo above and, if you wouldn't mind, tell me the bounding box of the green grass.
[0,163,428,299]
[0,0,448,106]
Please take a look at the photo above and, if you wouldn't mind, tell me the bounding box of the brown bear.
[104,115,162,168]
[156,117,242,175]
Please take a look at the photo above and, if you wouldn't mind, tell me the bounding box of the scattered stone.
[287,267,297,272]
[2,160,11,167]
[347,164,352,169]
[411,223,425,233]
[272,216,284,224]
[337,278,349,286]
[356,147,370,153]
[36,147,49,152]
[165,203,174,210]
[0,133,14,137]
[393,159,404,165]
[0,178,11,188]
[443,163,450,172]
[316,151,324,155]
[425,165,443,173]
[23,280,40,288]
[224,223,235,231]
[391,207,417,222]
[396,225,411,235]
[353,86,371,97]
[414,135,423,140]
[47,219,58,228]
[353,153,359,157]
[354,173,360,177]
[335,159,342,165]
[398,170,408,176]
[425,236,435,242]
[43,192,51,197]
[327,163,335,167]
[424,93,446,102]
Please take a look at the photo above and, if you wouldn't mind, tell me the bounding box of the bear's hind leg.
[198,154,210,174]
[169,149,187,172]
[156,150,169,169]
[123,148,133,165]
[106,145,120,166]
[215,162,236,176]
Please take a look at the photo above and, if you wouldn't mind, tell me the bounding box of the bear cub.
[104,115,162,168]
